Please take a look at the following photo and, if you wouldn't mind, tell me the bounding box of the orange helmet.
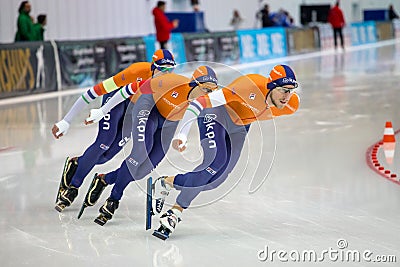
[151,49,176,72]
[267,64,298,90]
[189,65,218,89]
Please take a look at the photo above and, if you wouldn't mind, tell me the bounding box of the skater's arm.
[173,89,227,151]
[85,83,140,124]
[52,65,147,138]
[52,87,98,138]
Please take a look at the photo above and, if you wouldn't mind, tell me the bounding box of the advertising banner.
[286,27,319,54]
[57,37,147,89]
[183,32,217,62]
[236,27,287,63]
[393,19,400,39]
[214,31,240,64]
[0,41,56,98]
[350,21,377,46]
[113,38,147,72]
[182,31,239,64]
[375,22,394,40]
[57,40,107,88]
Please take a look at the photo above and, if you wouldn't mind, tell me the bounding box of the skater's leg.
[56,102,122,210]
[142,122,178,213]
[153,129,248,238]
[108,107,158,201]
[77,173,108,219]
[69,93,127,188]
[172,109,229,209]
[152,107,228,212]
[203,127,248,190]
[97,128,127,164]
[55,93,127,212]
[94,95,158,224]
[171,109,249,208]
[78,101,133,218]
[137,118,178,180]
[55,156,78,203]
[98,100,133,164]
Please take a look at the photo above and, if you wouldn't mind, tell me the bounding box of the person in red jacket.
[153,1,179,49]
[328,1,346,49]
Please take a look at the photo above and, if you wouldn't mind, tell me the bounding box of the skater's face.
[198,81,218,93]
[267,85,295,109]
[189,82,218,99]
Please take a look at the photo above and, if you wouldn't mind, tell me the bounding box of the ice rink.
[1,40,400,266]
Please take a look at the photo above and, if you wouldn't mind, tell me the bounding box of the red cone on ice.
[383,121,396,164]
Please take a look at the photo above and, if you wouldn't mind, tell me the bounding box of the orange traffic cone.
[383,121,396,164]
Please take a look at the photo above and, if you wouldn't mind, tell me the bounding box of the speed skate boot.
[55,186,78,212]
[77,174,108,219]
[55,157,78,203]
[153,209,182,240]
[94,198,119,226]
[152,176,172,214]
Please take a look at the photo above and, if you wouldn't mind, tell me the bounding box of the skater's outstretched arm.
[85,82,144,124]
[52,62,152,139]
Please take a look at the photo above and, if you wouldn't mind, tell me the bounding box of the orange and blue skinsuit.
[172,73,300,208]
[68,62,152,188]
[99,73,206,201]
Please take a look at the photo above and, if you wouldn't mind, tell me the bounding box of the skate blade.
[152,228,170,240]
[55,204,66,213]
[94,215,108,226]
[77,204,87,219]
[146,177,153,230]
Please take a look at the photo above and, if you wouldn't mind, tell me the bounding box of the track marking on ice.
[10,226,48,244]
[10,227,83,256]
[315,121,344,126]
[0,175,14,182]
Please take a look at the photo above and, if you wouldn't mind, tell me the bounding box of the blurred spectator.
[191,0,200,12]
[33,14,46,41]
[15,1,35,42]
[283,10,294,27]
[256,4,274,28]
[230,9,244,30]
[152,1,179,49]
[328,1,346,49]
[270,9,293,27]
[388,4,399,20]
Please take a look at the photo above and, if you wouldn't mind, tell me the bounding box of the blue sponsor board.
[143,35,157,62]
[170,33,187,64]
[143,33,186,65]
[350,21,377,46]
[236,27,287,63]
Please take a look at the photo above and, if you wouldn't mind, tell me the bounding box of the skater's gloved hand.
[172,134,187,152]
[52,119,70,139]
[85,108,104,124]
